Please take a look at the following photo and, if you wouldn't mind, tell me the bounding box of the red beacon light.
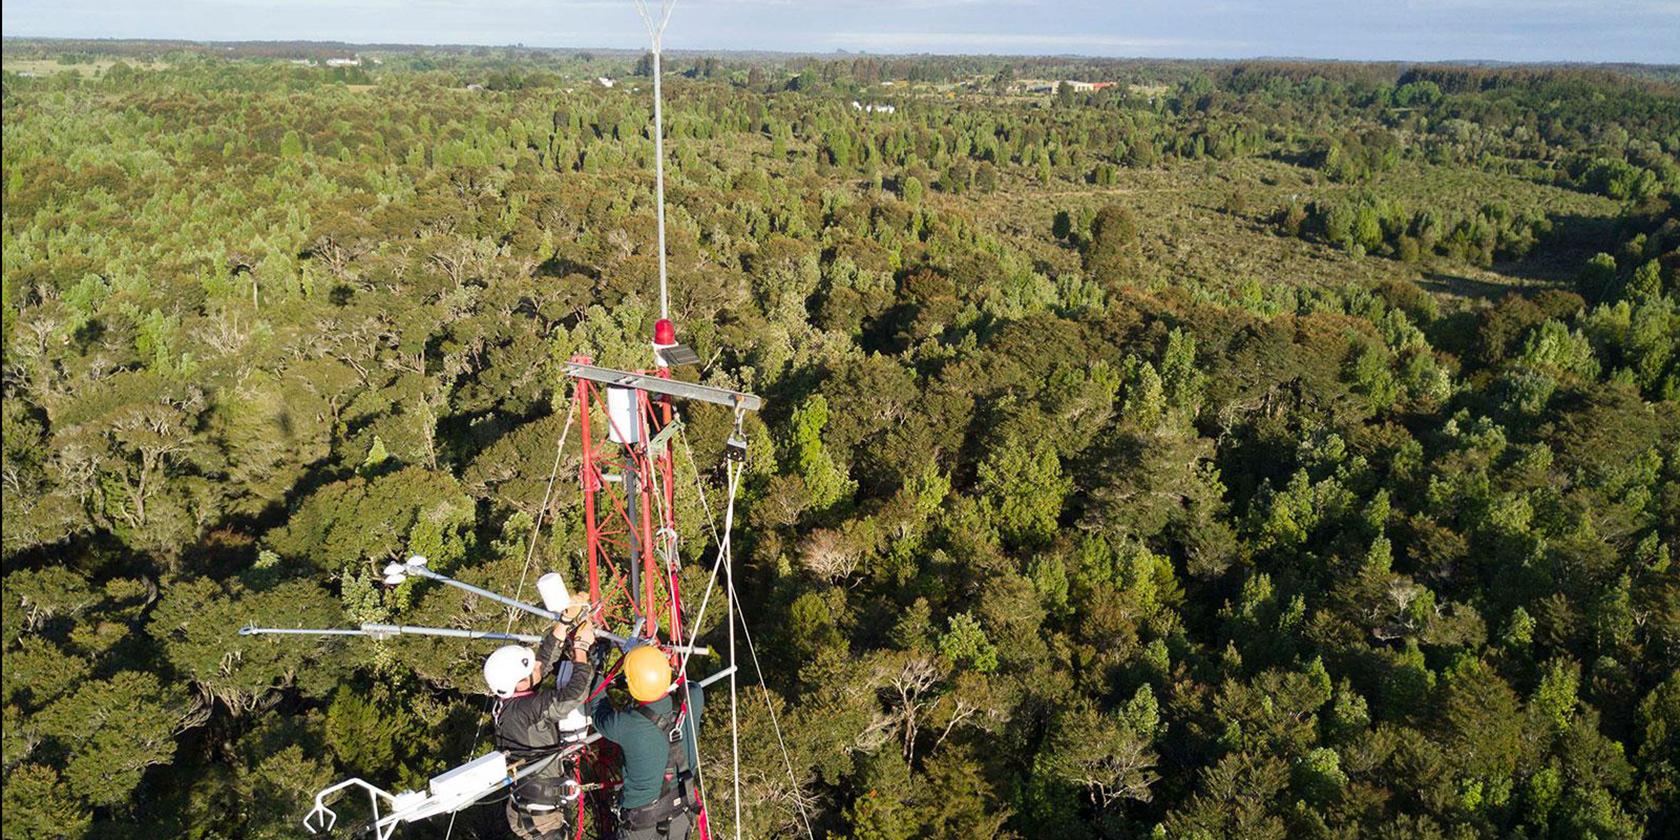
[651,317,699,367]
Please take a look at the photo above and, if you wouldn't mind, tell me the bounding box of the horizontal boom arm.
[565,362,762,412]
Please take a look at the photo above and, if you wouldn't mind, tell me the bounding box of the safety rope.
[671,425,737,836]
[669,457,741,836]
[732,578,815,840]
[678,424,816,840]
[445,397,574,840]
[509,401,577,628]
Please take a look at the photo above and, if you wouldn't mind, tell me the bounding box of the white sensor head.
[537,573,578,613]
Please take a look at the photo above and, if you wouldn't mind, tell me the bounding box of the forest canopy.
[3,42,1679,839]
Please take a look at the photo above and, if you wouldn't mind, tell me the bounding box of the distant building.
[1018,80,1117,95]
[851,101,896,114]
[596,76,615,88]
[325,57,362,67]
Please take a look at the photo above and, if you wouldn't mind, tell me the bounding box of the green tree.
[280,129,306,158]
[786,394,855,514]
[1084,203,1140,284]
[900,175,924,207]
[976,439,1070,547]
[1,764,90,840]
[33,671,192,806]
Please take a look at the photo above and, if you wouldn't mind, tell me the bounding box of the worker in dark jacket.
[590,645,705,840]
[484,614,597,840]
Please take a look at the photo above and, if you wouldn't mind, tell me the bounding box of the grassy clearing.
[968,155,1623,305]
[2,58,169,76]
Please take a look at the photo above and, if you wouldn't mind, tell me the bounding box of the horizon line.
[4,34,1678,69]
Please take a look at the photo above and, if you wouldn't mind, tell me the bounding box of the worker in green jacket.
[590,645,705,840]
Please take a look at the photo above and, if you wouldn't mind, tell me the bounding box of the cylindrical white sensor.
[537,573,573,613]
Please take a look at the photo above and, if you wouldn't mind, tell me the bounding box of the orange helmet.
[623,645,674,702]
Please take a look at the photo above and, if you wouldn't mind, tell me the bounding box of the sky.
[3,0,1678,64]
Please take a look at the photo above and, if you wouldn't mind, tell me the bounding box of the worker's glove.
[560,600,587,626]
[572,622,596,649]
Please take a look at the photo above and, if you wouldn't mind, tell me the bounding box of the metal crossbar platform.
[565,362,763,412]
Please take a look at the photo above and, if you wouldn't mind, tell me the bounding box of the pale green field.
[1,58,168,76]
[967,155,1621,304]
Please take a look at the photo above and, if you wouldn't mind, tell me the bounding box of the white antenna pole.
[634,0,677,322]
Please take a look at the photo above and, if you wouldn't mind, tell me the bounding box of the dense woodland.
[3,42,1679,840]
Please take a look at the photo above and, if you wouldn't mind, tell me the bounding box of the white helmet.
[483,645,536,698]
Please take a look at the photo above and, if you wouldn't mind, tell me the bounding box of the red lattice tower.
[565,318,759,840]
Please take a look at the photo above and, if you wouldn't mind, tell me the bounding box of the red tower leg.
[574,356,601,609]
